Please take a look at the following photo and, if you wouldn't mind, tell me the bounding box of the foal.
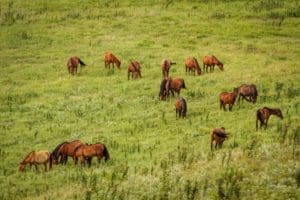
[175,97,187,119]
[256,107,283,130]
[210,127,229,151]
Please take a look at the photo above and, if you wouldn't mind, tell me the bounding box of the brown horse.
[161,58,176,78]
[175,97,187,119]
[19,150,52,172]
[185,57,201,76]
[67,56,86,75]
[203,55,223,72]
[128,61,142,80]
[159,78,169,101]
[73,143,110,167]
[104,52,121,69]
[219,88,238,111]
[210,127,229,151]
[166,77,186,98]
[51,140,84,164]
[256,107,283,130]
[236,84,258,103]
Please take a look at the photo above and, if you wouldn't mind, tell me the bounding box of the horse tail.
[78,59,86,67]
[103,144,110,162]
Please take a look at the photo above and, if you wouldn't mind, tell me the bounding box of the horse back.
[33,150,50,163]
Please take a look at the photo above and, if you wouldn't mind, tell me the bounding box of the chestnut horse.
[51,140,84,164]
[104,52,121,69]
[128,61,142,80]
[67,56,86,75]
[185,57,201,76]
[161,58,176,78]
[166,77,186,98]
[256,107,283,130]
[19,150,52,172]
[73,143,110,167]
[203,55,223,72]
[210,127,229,151]
[175,97,187,119]
[219,88,238,111]
[236,84,258,104]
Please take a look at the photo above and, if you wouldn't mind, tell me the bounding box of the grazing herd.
[19,140,109,172]
[19,51,284,172]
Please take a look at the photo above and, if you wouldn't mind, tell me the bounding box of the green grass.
[0,0,299,199]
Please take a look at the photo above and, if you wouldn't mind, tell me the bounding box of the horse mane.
[20,151,35,164]
[52,142,69,157]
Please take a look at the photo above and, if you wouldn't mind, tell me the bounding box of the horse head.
[19,163,25,171]
[218,62,224,71]
[277,109,284,119]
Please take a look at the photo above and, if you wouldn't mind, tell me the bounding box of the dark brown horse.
[256,107,283,130]
[73,143,110,167]
[159,78,169,100]
[166,77,186,98]
[161,58,176,78]
[67,56,86,75]
[203,55,223,72]
[210,127,229,151]
[104,52,121,69]
[19,150,52,172]
[128,61,142,80]
[175,97,187,119]
[236,84,258,103]
[185,57,201,76]
[219,88,238,111]
[51,140,84,164]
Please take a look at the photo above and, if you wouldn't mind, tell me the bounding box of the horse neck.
[22,151,34,164]
[268,108,281,116]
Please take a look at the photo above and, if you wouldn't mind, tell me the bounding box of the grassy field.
[0,0,299,199]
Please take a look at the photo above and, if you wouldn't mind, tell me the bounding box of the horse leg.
[34,164,38,172]
[265,118,269,130]
[44,163,47,172]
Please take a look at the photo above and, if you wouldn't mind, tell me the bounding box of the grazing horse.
[256,107,283,130]
[166,77,186,98]
[159,78,169,101]
[67,56,86,75]
[161,59,176,78]
[185,57,201,76]
[219,88,238,111]
[73,143,110,167]
[210,127,229,151]
[128,61,142,80]
[175,97,187,119]
[51,140,84,164]
[236,84,258,103]
[19,150,52,172]
[203,55,223,72]
[104,52,121,69]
